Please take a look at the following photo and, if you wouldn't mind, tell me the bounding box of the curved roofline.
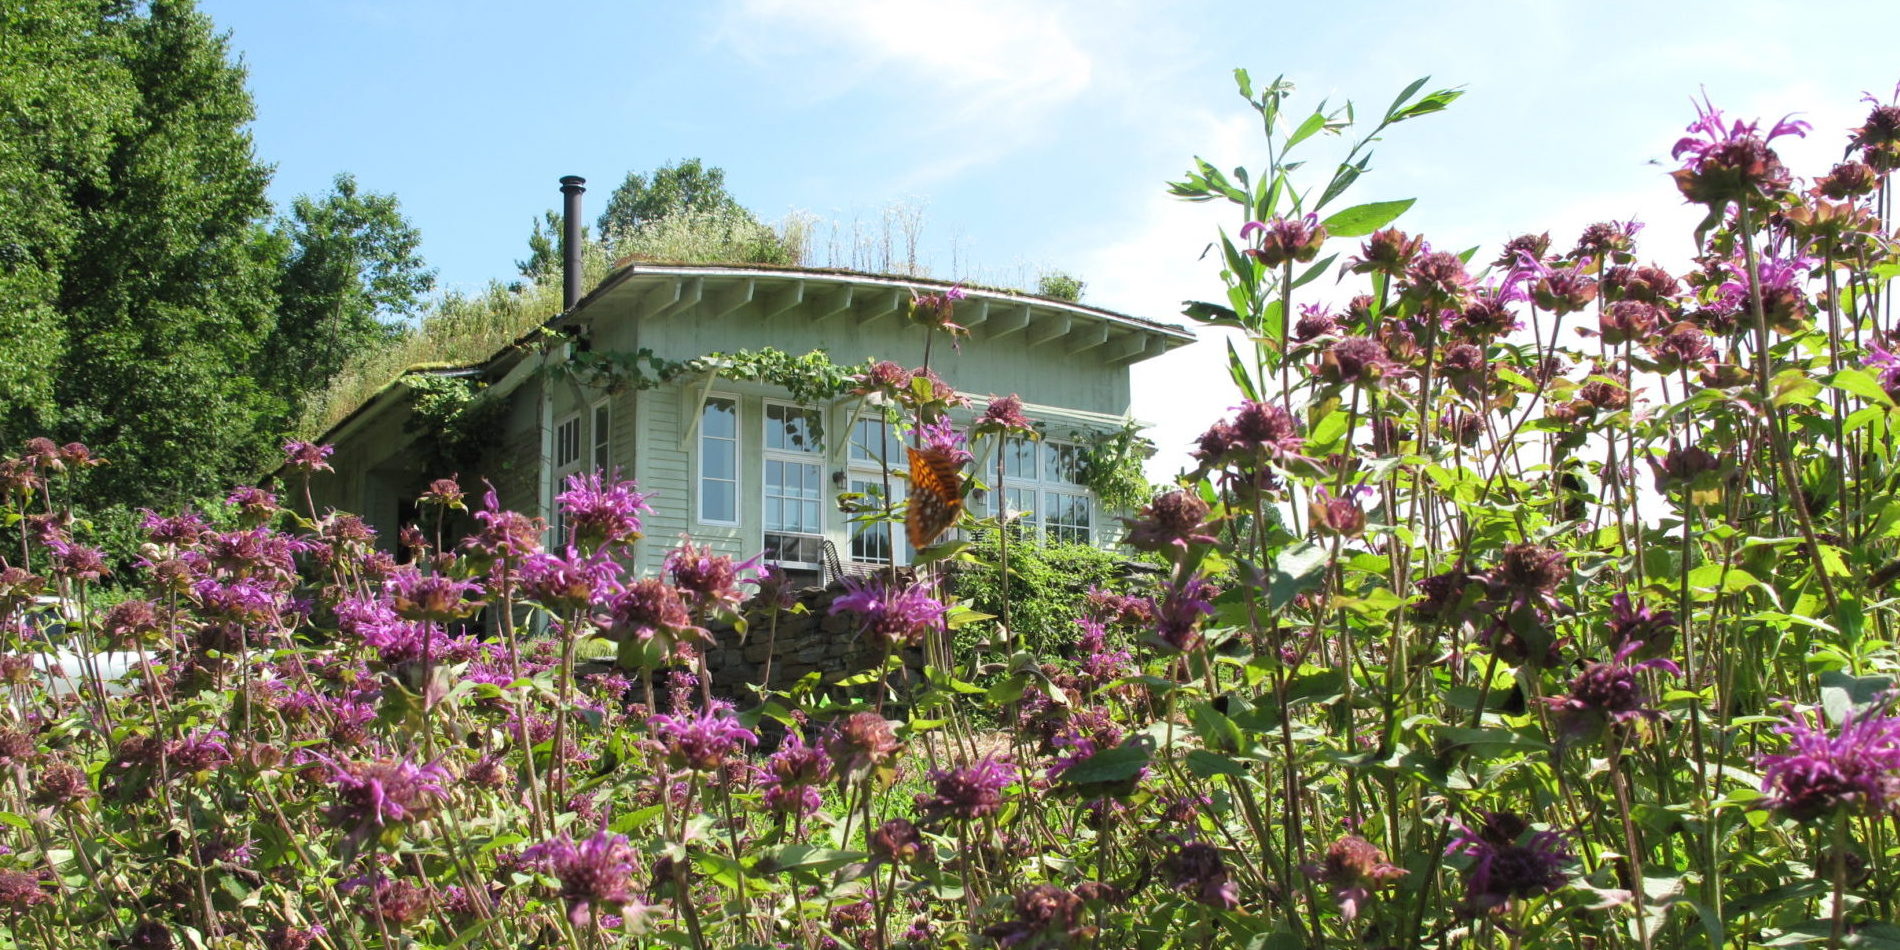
[560,260,1195,343]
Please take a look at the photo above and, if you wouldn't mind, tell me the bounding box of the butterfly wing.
[905,445,965,549]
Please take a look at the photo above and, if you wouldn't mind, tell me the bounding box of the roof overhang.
[553,262,1195,366]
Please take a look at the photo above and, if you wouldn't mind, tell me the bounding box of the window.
[698,397,738,524]
[551,413,583,547]
[554,414,582,469]
[999,436,1093,545]
[846,417,908,565]
[762,402,824,567]
[591,400,611,471]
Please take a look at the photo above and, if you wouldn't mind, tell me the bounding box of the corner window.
[846,417,908,566]
[1000,436,1093,546]
[698,397,738,525]
[762,402,824,567]
[552,412,583,547]
[591,400,612,471]
[555,414,582,470]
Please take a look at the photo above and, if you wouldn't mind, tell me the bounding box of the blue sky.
[200,0,1900,477]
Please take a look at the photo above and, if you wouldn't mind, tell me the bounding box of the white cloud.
[715,0,1094,183]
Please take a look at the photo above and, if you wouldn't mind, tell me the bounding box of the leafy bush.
[948,529,1152,658]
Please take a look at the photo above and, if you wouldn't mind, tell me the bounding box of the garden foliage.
[6,73,1900,950]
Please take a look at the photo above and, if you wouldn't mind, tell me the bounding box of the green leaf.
[1320,199,1416,238]
[1267,542,1330,612]
[1226,338,1259,402]
[1383,77,1431,123]
[1829,367,1896,407]
[767,845,864,876]
[985,672,1030,705]
[1186,748,1248,778]
[1056,740,1152,785]
[1820,669,1895,726]
[1286,110,1328,149]
[1182,300,1243,329]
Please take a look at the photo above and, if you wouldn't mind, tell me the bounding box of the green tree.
[0,0,135,445]
[596,158,793,265]
[597,157,746,240]
[263,172,434,418]
[34,0,283,509]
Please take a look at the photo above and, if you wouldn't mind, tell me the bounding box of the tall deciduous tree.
[46,0,286,509]
[596,157,748,241]
[264,172,434,418]
[0,0,134,446]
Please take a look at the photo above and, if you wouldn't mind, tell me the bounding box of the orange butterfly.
[905,445,964,549]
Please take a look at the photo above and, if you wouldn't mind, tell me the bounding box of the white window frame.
[845,416,909,566]
[590,398,612,472]
[760,399,825,570]
[999,436,1095,546]
[551,412,584,547]
[696,395,740,526]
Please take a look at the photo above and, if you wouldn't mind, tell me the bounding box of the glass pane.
[704,440,735,479]
[1003,438,1036,479]
[702,398,736,439]
[1044,443,1082,484]
[767,404,819,453]
[850,419,900,465]
[704,481,735,523]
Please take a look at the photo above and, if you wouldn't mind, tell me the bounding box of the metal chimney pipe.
[559,175,586,311]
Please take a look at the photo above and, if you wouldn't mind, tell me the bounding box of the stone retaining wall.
[702,581,924,696]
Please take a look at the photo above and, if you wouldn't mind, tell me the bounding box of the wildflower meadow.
[7,73,1900,949]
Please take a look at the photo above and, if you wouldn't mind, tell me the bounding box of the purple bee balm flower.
[1311,484,1374,538]
[225,485,279,524]
[323,756,451,847]
[829,574,948,651]
[1401,249,1475,309]
[1758,706,1900,822]
[759,729,832,817]
[918,415,973,465]
[385,566,484,623]
[1241,213,1327,268]
[983,885,1096,947]
[462,485,545,565]
[519,548,621,615]
[825,712,903,779]
[1149,574,1217,653]
[975,394,1034,435]
[167,730,233,774]
[139,509,208,547]
[916,756,1016,822]
[522,827,641,928]
[1447,812,1571,914]
[1303,835,1406,920]
[281,440,334,474]
[647,705,759,773]
[555,471,652,551]
[1672,94,1810,205]
[1123,489,1218,554]
[664,539,757,615]
[1542,642,1680,746]
[1162,840,1240,910]
[599,578,707,660]
[851,360,912,399]
[1606,593,1678,660]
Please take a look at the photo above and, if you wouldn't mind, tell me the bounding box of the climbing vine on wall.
[402,373,507,475]
[564,347,683,394]
[1071,421,1155,512]
[678,348,870,405]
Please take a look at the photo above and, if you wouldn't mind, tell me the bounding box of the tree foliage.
[263,172,434,419]
[35,0,283,509]
[0,1,434,510]
[596,157,795,265]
